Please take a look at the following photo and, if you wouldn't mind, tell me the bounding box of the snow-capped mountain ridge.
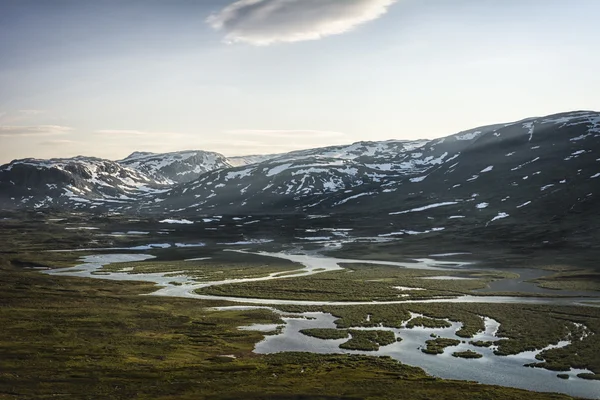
[119,150,232,183]
[141,110,600,219]
[1,111,599,224]
[227,154,281,167]
[0,156,170,211]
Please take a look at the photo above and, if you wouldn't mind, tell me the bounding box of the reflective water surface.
[43,250,600,399]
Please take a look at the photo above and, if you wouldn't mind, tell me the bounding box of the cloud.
[202,139,315,156]
[0,110,64,127]
[207,0,398,45]
[39,139,78,146]
[207,139,307,148]
[96,129,152,136]
[0,125,72,137]
[17,109,47,115]
[95,129,190,138]
[226,129,346,138]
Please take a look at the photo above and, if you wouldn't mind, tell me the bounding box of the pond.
[42,249,600,399]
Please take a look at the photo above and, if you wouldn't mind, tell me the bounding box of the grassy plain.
[100,254,300,281]
[195,263,521,301]
[533,271,600,292]
[1,213,599,399]
[2,254,587,399]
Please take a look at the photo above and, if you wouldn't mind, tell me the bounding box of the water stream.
[242,311,600,399]
[42,249,600,399]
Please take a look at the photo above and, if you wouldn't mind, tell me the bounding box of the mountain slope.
[143,111,600,222]
[1,111,599,232]
[0,150,235,211]
[227,154,281,167]
[119,150,232,183]
[0,157,169,212]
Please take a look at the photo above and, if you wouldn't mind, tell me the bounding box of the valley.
[1,209,600,399]
[1,111,600,399]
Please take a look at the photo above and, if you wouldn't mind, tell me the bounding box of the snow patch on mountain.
[159,219,194,224]
[390,202,458,215]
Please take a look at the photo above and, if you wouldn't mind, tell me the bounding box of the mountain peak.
[121,151,157,161]
[1,110,599,220]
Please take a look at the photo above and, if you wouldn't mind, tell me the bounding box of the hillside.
[1,111,599,235]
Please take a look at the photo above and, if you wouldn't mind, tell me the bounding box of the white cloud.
[95,130,190,138]
[95,130,155,136]
[207,0,398,45]
[18,109,47,115]
[39,139,78,146]
[0,125,72,137]
[203,140,313,156]
[226,129,345,138]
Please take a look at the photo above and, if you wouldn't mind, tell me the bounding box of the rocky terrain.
[1,110,599,258]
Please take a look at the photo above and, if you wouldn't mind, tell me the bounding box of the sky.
[1,0,599,163]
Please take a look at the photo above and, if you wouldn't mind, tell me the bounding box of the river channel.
[43,249,600,398]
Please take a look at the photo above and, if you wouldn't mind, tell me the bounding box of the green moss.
[471,340,494,347]
[422,338,461,355]
[195,262,505,302]
[102,255,300,281]
[525,362,571,372]
[452,350,483,359]
[406,316,452,329]
[339,330,397,351]
[1,214,599,400]
[1,257,575,400]
[532,271,600,292]
[577,373,600,381]
[299,328,349,340]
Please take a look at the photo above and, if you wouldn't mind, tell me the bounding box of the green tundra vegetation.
[406,316,452,329]
[577,373,600,381]
[299,328,350,340]
[1,214,600,399]
[471,340,494,347]
[100,256,300,281]
[339,330,398,351]
[276,302,600,375]
[2,255,587,400]
[532,271,600,292]
[452,350,484,359]
[195,262,530,302]
[286,303,484,338]
[299,328,398,351]
[422,338,462,355]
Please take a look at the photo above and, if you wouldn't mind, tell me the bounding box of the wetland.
[1,213,600,399]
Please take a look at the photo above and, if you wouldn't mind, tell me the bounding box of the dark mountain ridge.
[1,111,598,227]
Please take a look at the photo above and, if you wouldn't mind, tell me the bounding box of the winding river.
[43,249,600,399]
[241,311,600,399]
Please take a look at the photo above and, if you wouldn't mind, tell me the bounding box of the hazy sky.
[1,0,599,163]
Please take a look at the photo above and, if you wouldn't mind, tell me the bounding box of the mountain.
[143,139,431,214]
[143,111,600,221]
[0,156,168,212]
[1,111,599,233]
[0,150,236,212]
[227,154,281,167]
[119,150,232,183]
